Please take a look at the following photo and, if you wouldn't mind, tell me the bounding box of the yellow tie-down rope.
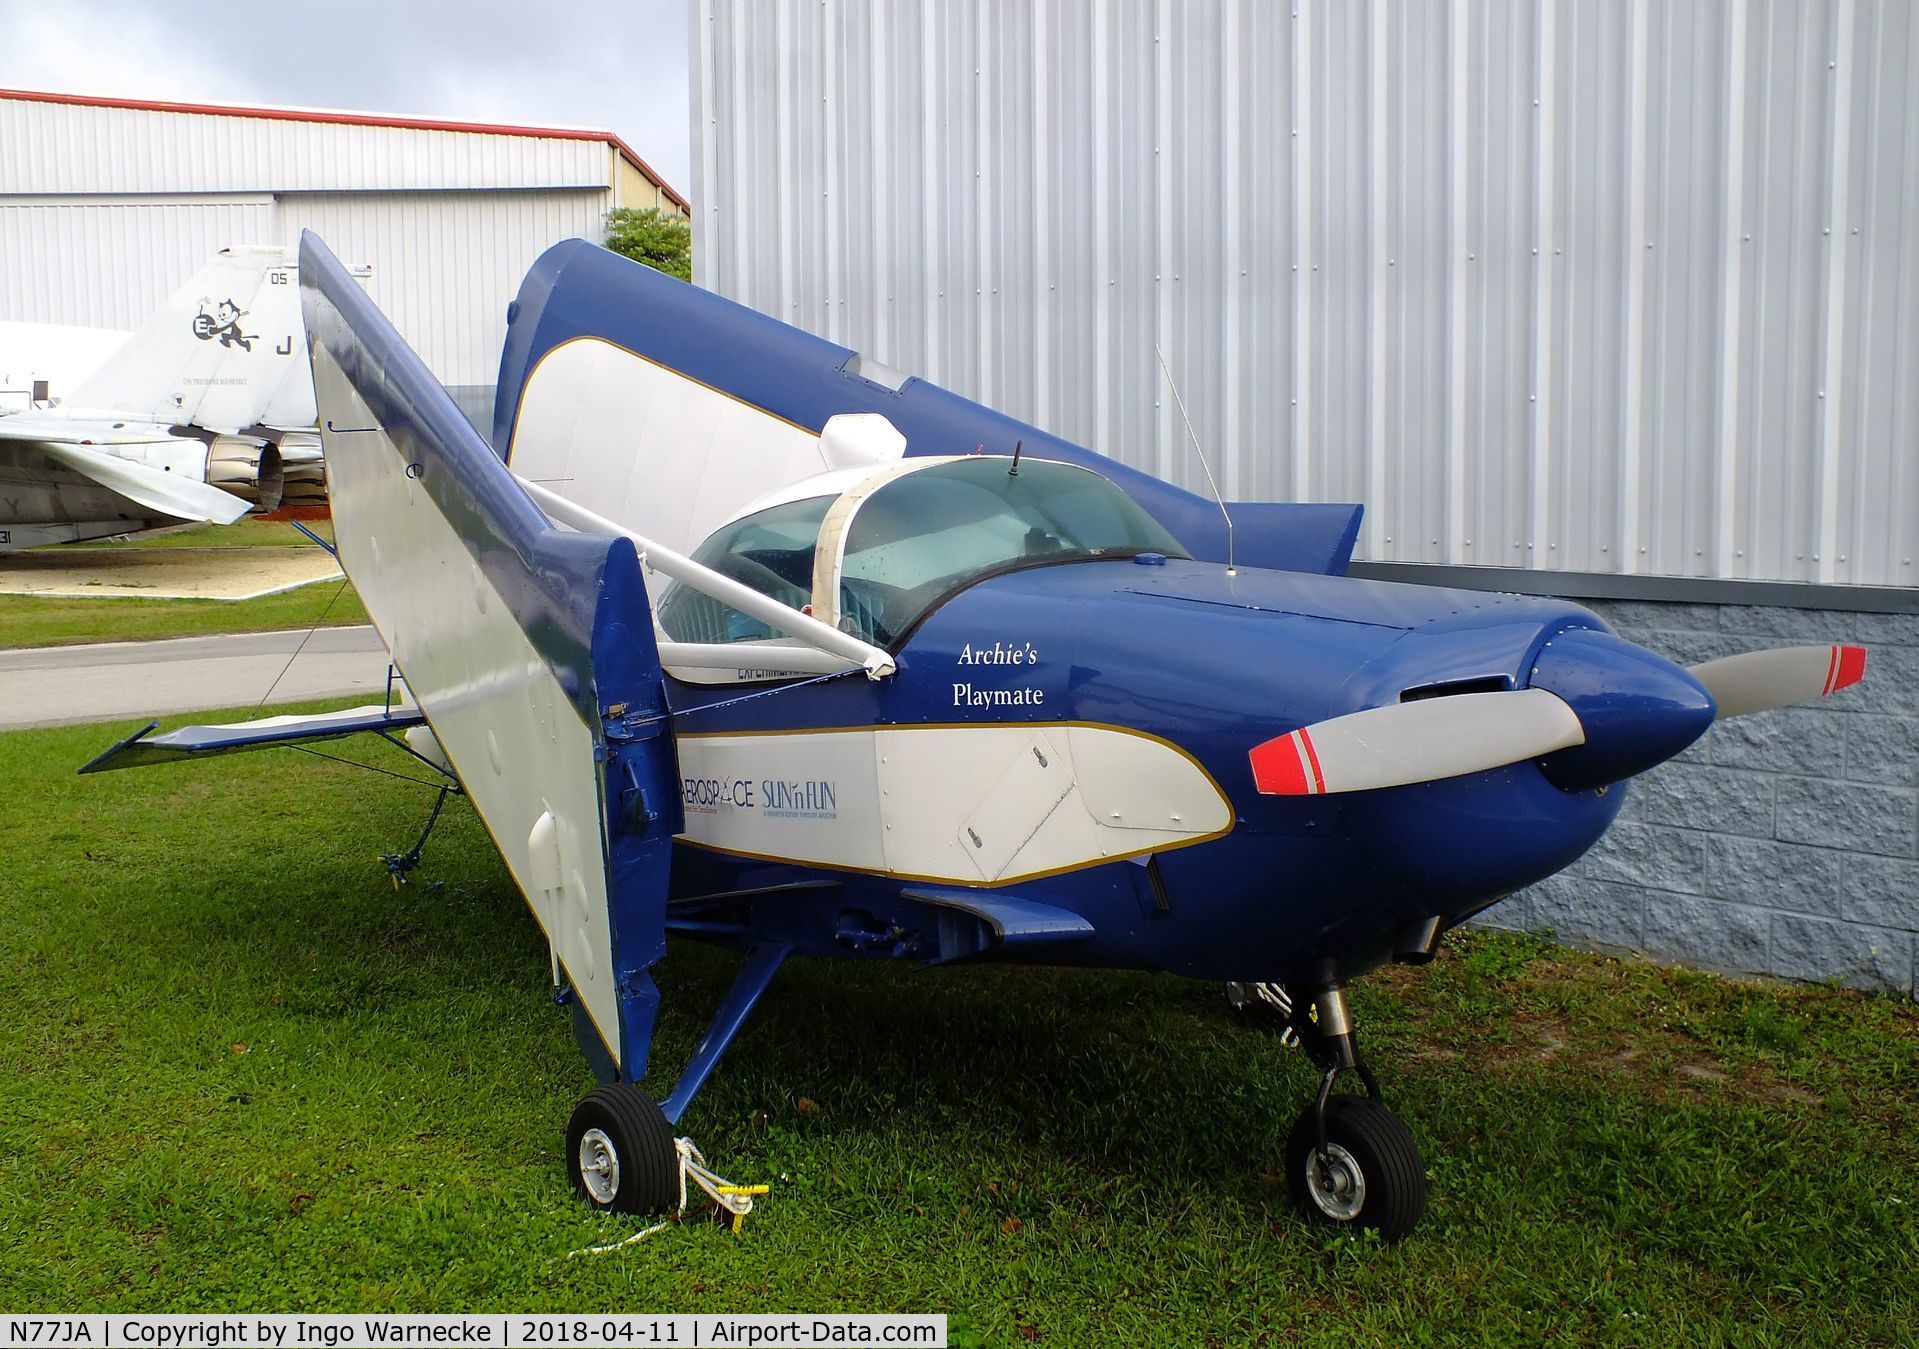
[568,1138,770,1256]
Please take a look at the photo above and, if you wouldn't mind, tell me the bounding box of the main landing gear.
[1230,980,1427,1241]
[567,1084,679,1214]
[564,943,794,1216]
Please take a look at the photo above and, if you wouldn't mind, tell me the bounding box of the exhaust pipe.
[273,431,329,508]
[206,435,285,510]
[1393,915,1443,965]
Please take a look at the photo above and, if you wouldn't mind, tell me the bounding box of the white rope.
[569,1217,672,1255]
[567,1138,768,1257]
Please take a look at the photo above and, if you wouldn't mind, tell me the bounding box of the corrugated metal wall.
[0,197,277,323]
[693,0,1919,589]
[276,191,611,386]
[0,99,612,195]
[0,97,624,391]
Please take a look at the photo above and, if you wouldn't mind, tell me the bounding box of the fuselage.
[481,240,1710,992]
[661,555,1629,987]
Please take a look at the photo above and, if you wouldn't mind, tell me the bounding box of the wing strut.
[516,474,895,679]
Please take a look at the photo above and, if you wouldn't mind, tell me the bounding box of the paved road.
[0,625,393,730]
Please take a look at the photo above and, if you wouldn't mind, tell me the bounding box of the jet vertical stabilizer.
[64,246,309,434]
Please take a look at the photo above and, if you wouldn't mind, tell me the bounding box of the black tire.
[566,1084,680,1214]
[1284,1095,1427,1241]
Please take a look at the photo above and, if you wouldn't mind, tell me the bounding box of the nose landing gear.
[1231,981,1428,1240]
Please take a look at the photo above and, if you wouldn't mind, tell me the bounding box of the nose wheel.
[1234,980,1428,1240]
[1284,1093,1425,1239]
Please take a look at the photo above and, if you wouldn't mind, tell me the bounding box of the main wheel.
[1284,1095,1427,1241]
[566,1084,680,1214]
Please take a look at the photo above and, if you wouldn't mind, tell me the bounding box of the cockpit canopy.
[657,455,1188,648]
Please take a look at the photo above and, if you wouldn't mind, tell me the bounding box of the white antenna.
[1153,342,1236,576]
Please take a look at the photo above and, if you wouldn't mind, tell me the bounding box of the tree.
[603,207,693,282]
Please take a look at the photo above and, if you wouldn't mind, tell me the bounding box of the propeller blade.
[1689,643,1867,719]
[1249,689,1585,796]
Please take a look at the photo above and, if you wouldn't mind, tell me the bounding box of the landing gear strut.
[1235,981,1427,1240]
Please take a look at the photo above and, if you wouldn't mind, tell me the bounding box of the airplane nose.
[1529,627,1717,791]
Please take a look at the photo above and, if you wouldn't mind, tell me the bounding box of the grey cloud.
[0,0,692,192]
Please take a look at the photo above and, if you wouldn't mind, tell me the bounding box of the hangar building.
[0,87,688,421]
[693,0,1919,995]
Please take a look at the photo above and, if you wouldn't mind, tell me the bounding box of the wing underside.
[299,230,682,1080]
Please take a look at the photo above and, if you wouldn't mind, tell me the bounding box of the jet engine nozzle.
[272,431,330,508]
[1530,628,1716,791]
[207,435,285,511]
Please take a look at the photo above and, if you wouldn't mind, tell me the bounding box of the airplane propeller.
[1249,689,1585,796]
[1251,640,1868,797]
[1687,642,1866,719]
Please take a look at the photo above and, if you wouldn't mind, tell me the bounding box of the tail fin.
[67,246,314,434]
[299,230,681,1084]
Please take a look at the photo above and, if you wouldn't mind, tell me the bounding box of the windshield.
[655,457,1188,654]
[656,493,833,643]
[834,457,1187,644]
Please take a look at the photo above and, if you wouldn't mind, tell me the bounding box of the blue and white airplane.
[86,233,1869,1240]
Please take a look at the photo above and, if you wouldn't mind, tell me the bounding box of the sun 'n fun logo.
[759,778,838,821]
[681,775,839,822]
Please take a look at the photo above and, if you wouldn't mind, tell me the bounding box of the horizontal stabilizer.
[19,437,252,524]
[902,887,1097,947]
[1250,689,1586,796]
[81,703,425,774]
[1202,501,1366,576]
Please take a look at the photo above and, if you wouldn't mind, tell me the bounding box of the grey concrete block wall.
[1481,600,1919,998]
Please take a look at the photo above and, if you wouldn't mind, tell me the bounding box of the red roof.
[0,86,690,213]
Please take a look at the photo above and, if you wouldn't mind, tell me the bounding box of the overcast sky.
[0,0,694,195]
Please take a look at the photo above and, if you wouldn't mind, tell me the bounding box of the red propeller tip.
[1250,728,1326,796]
[1826,644,1868,696]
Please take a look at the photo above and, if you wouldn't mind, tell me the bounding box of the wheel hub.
[1305,1142,1366,1221]
[578,1126,621,1204]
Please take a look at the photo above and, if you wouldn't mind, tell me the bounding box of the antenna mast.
[1153,342,1236,576]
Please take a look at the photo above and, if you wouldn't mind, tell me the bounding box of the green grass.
[55,518,336,550]
[2,708,1915,1341]
[0,577,368,649]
